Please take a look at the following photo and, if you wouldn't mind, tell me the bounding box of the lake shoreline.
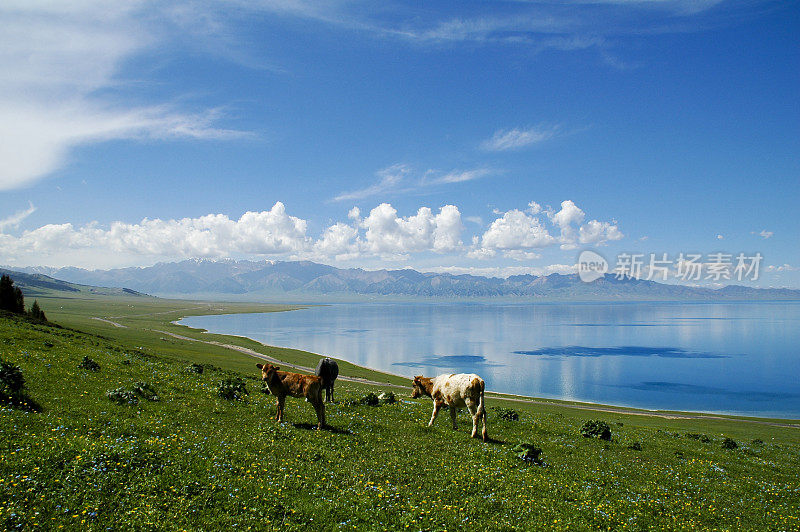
[174,302,800,423]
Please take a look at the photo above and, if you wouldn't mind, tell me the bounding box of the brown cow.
[412,373,488,441]
[257,363,326,429]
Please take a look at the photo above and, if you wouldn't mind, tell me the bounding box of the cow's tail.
[477,379,486,420]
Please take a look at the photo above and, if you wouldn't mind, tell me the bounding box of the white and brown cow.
[411,373,488,441]
[257,363,326,429]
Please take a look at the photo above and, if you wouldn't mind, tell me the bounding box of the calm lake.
[179,301,800,418]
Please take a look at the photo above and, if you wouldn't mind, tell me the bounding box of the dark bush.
[0,359,39,411]
[359,392,379,406]
[133,382,159,401]
[0,360,26,405]
[185,363,204,374]
[107,387,139,405]
[580,420,612,441]
[77,356,100,372]
[512,443,543,464]
[378,391,396,404]
[722,437,738,450]
[218,377,249,401]
[492,406,519,421]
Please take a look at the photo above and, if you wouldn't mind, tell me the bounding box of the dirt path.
[152,329,397,388]
[90,317,127,328]
[152,328,800,429]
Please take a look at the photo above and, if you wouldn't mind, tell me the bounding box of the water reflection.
[180,301,800,418]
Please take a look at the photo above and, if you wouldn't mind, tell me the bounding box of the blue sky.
[0,1,798,287]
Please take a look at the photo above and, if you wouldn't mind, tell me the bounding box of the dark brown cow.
[257,363,326,429]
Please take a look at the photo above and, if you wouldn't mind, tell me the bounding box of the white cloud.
[480,209,555,250]
[481,125,560,151]
[579,220,624,245]
[361,203,464,257]
[333,165,494,202]
[428,168,493,184]
[716,234,724,240]
[312,222,360,261]
[0,202,36,231]
[550,200,585,228]
[503,250,542,261]
[1,202,310,267]
[332,164,410,202]
[0,2,245,191]
[0,200,623,269]
[474,199,622,256]
[765,264,797,273]
[758,230,773,239]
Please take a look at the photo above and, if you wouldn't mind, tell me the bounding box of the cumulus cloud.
[1,202,310,264]
[472,199,623,258]
[0,201,472,268]
[360,203,463,257]
[755,230,773,239]
[481,125,560,151]
[480,209,555,250]
[0,200,622,269]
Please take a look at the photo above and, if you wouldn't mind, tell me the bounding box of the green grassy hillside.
[1,298,798,530]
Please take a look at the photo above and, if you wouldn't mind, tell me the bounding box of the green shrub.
[492,406,519,421]
[185,363,204,374]
[218,377,248,401]
[722,437,738,450]
[78,356,101,371]
[580,420,612,441]
[133,382,159,401]
[107,387,139,405]
[0,360,24,395]
[512,443,543,464]
[628,442,642,451]
[378,391,396,404]
[359,392,379,406]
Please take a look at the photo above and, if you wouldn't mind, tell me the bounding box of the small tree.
[0,274,24,314]
[28,300,47,322]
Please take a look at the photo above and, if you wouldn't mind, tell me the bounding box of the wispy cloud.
[426,168,494,185]
[0,2,247,191]
[0,202,36,231]
[333,165,495,202]
[332,164,411,202]
[481,125,560,151]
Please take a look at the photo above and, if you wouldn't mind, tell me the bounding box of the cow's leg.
[449,403,458,430]
[466,399,480,438]
[312,398,326,429]
[276,396,285,422]
[428,401,443,426]
[330,383,335,404]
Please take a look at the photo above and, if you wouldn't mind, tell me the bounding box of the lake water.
[179,301,800,419]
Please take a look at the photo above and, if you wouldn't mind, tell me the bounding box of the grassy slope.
[1,295,798,530]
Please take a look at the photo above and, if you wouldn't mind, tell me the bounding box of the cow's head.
[411,376,426,399]
[256,363,279,382]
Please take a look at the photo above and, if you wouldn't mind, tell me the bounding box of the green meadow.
[1,293,799,530]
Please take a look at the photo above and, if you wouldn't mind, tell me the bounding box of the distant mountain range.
[0,268,149,298]
[5,260,800,301]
